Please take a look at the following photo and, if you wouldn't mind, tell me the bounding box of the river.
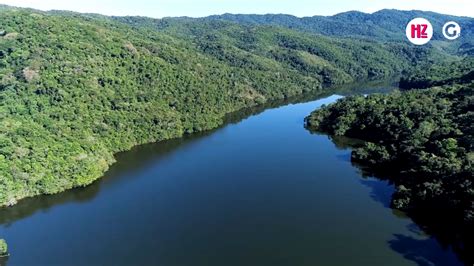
[0,81,464,266]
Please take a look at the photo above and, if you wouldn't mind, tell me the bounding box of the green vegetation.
[0,239,7,256]
[305,64,473,263]
[400,57,474,89]
[114,15,444,83]
[0,6,448,207]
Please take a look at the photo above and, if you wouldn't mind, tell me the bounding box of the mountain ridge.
[3,4,472,51]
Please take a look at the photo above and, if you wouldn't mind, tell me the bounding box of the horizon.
[0,0,472,19]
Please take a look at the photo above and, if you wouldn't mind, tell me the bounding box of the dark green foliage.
[306,82,473,220]
[305,68,474,263]
[205,10,474,56]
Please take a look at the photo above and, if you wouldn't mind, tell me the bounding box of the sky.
[0,0,472,18]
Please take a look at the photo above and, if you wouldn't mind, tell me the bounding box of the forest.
[0,6,449,208]
[305,58,474,263]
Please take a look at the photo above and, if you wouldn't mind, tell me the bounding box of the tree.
[0,239,8,257]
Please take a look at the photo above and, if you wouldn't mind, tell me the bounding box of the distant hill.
[5,3,471,54]
[203,10,474,55]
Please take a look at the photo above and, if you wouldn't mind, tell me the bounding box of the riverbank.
[305,80,474,264]
[0,77,399,209]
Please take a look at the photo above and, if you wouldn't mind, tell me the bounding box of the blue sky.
[0,0,472,17]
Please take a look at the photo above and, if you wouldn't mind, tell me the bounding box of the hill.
[0,5,460,207]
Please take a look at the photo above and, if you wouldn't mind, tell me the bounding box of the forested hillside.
[206,10,474,55]
[114,15,443,82]
[305,60,474,264]
[0,6,451,207]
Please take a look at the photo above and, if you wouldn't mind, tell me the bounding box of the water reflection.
[313,109,472,266]
[389,233,463,266]
[0,79,399,228]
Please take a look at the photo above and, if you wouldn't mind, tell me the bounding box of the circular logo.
[406,18,433,45]
[442,21,461,40]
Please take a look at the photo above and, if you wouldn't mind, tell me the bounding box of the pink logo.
[406,18,433,45]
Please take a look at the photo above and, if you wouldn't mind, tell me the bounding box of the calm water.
[0,82,463,266]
